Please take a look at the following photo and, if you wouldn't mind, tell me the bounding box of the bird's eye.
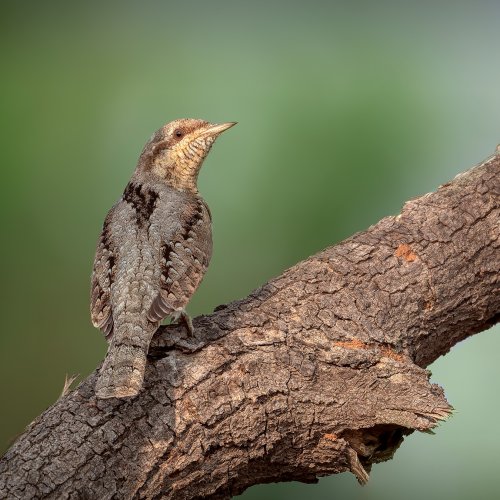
[174,129,184,138]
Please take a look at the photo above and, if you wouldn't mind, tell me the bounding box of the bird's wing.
[90,211,117,339]
[147,197,212,322]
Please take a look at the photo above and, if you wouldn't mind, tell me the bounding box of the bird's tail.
[95,319,157,399]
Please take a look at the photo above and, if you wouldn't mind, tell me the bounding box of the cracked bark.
[1,153,499,500]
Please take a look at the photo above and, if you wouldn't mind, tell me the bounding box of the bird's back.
[92,179,212,329]
[91,178,212,398]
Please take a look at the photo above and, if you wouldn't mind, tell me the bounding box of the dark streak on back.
[123,182,159,228]
[181,200,204,240]
[94,215,117,338]
[101,220,116,273]
[159,242,173,289]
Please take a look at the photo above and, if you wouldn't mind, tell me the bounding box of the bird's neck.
[131,169,199,195]
[136,145,206,193]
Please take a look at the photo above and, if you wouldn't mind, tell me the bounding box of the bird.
[90,118,236,399]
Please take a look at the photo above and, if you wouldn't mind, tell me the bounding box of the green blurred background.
[1,1,499,498]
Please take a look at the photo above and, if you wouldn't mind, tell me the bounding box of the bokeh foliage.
[1,1,499,498]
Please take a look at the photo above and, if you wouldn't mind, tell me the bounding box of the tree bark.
[1,153,499,500]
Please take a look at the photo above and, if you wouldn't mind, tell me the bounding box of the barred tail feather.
[95,321,157,399]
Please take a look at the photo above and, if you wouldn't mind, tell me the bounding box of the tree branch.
[1,153,499,499]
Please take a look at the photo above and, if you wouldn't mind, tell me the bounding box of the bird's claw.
[172,309,195,337]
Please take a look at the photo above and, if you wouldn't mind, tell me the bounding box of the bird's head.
[137,118,236,192]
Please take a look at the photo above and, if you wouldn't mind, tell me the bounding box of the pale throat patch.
[151,135,215,191]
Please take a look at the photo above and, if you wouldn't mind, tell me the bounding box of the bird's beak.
[201,122,237,137]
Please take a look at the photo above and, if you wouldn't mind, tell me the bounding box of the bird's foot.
[172,309,195,337]
[148,310,198,359]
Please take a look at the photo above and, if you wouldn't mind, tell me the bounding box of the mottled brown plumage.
[91,119,236,399]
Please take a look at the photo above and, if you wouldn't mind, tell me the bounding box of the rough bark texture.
[1,153,499,499]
